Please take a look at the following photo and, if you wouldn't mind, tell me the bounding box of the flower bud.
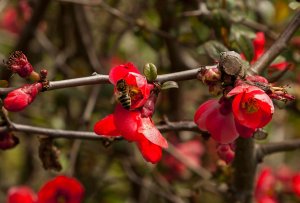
[6,51,34,78]
[4,83,42,112]
[0,132,19,150]
[216,144,235,164]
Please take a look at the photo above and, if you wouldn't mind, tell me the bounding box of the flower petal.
[114,105,142,142]
[194,99,219,131]
[109,62,140,85]
[252,32,265,62]
[94,114,120,136]
[206,106,239,144]
[235,120,256,138]
[137,117,168,148]
[137,138,162,164]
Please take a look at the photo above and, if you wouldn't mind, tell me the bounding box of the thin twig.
[251,10,300,74]
[0,120,202,140]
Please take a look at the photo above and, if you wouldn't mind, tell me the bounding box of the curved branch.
[256,139,300,162]
[251,10,300,74]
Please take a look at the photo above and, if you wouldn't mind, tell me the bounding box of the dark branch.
[256,140,300,162]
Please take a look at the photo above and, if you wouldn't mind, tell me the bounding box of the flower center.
[57,195,67,203]
[129,86,143,102]
[242,98,259,113]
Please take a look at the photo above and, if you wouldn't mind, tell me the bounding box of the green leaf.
[161,81,179,90]
[203,40,229,61]
[143,63,157,82]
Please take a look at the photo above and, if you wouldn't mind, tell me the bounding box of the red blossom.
[4,83,42,112]
[37,176,84,203]
[242,32,290,73]
[94,63,167,163]
[194,99,239,144]
[292,173,300,198]
[255,168,277,203]
[227,85,274,129]
[0,132,19,150]
[6,51,34,78]
[7,186,37,203]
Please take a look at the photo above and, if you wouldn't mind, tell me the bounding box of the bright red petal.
[109,62,140,85]
[269,61,290,71]
[94,114,120,136]
[114,105,142,142]
[235,120,255,138]
[137,138,162,164]
[7,186,37,203]
[194,99,219,131]
[252,32,265,62]
[206,106,239,144]
[137,117,168,148]
[227,85,264,97]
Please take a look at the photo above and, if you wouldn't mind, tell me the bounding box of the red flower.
[243,32,290,72]
[0,132,19,150]
[255,168,277,203]
[94,63,168,163]
[194,99,239,144]
[38,176,84,203]
[292,173,300,198]
[227,85,274,129]
[6,51,34,78]
[4,83,42,112]
[7,186,37,203]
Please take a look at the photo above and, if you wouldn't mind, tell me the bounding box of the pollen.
[242,98,259,113]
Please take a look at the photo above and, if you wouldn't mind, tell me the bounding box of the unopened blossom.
[6,51,36,78]
[216,143,235,164]
[7,186,37,203]
[94,63,168,163]
[38,176,84,203]
[0,132,19,150]
[4,83,42,112]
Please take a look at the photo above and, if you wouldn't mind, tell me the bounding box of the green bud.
[143,63,158,82]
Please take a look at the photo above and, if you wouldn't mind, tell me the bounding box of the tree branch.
[0,121,201,140]
[256,140,300,163]
[251,10,300,74]
[0,66,212,94]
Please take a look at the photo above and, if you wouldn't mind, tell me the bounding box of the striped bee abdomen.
[116,79,131,110]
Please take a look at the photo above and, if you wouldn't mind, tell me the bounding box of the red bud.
[0,132,19,150]
[4,83,42,112]
[6,51,34,78]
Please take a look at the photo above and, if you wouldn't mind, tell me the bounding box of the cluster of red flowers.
[7,175,84,203]
[94,63,168,163]
[255,166,300,203]
[194,32,294,164]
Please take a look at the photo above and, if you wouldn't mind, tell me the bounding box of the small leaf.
[0,80,9,88]
[204,41,229,61]
[143,63,157,82]
[161,81,179,90]
[236,34,254,62]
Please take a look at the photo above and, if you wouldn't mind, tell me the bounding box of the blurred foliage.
[0,0,299,202]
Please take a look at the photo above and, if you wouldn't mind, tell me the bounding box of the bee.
[116,79,131,110]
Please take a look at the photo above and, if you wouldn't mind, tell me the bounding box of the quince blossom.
[94,63,168,163]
